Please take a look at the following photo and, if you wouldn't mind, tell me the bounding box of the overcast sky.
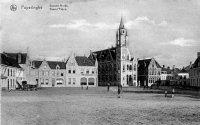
[1,0,200,68]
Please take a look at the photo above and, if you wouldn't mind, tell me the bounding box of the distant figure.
[172,88,175,98]
[165,90,168,97]
[118,84,122,98]
[86,85,88,90]
[107,82,110,92]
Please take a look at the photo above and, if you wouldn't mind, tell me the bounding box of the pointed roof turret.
[119,17,125,29]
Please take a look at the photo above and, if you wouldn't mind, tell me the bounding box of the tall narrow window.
[86,69,89,74]
[134,64,136,71]
[45,79,49,85]
[68,78,71,84]
[73,78,76,84]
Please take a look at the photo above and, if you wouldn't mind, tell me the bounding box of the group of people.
[81,83,88,90]
[165,88,175,98]
[107,82,123,98]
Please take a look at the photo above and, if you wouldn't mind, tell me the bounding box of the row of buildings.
[1,18,200,90]
[1,52,98,89]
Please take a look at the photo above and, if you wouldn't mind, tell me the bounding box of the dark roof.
[184,64,192,71]
[161,67,172,74]
[75,56,95,66]
[138,59,151,70]
[32,60,66,69]
[192,57,200,68]
[47,61,66,69]
[92,47,116,62]
[138,58,161,71]
[32,61,43,68]
[0,53,21,68]
[179,68,188,73]
[3,52,27,64]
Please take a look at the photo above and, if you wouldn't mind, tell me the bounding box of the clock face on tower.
[119,28,127,46]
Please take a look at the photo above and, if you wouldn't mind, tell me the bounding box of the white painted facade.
[147,58,161,86]
[66,54,98,87]
[0,64,24,90]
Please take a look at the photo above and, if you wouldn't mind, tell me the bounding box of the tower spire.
[119,16,124,29]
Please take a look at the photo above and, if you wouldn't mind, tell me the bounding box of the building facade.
[89,17,138,87]
[177,68,190,87]
[161,65,175,86]
[0,53,25,90]
[189,52,200,88]
[66,54,98,87]
[29,60,66,87]
[138,58,161,87]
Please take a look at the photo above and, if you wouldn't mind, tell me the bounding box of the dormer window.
[56,65,60,69]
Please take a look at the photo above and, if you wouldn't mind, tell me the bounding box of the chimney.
[163,65,165,68]
[198,52,200,58]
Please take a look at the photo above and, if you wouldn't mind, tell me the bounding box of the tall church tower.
[116,17,128,47]
[116,17,128,86]
[116,17,134,86]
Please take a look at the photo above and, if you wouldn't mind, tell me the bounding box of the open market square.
[1,87,200,125]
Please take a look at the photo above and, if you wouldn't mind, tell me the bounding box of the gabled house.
[0,53,25,90]
[160,65,175,86]
[177,68,189,87]
[31,60,66,87]
[138,58,161,87]
[66,53,98,87]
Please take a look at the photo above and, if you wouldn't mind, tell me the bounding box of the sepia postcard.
[1,0,200,125]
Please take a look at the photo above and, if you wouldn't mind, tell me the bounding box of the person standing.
[172,88,175,98]
[107,82,110,92]
[118,84,122,98]
[81,83,83,90]
[165,90,168,97]
[86,85,88,90]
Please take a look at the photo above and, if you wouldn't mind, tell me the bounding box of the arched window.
[134,75,136,80]
[80,77,87,85]
[88,78,95,85]
[123,65,125,72]
[130,65,132,70]
[56,65,60,69]
[134,64,136,71]
[56,78,63,85]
